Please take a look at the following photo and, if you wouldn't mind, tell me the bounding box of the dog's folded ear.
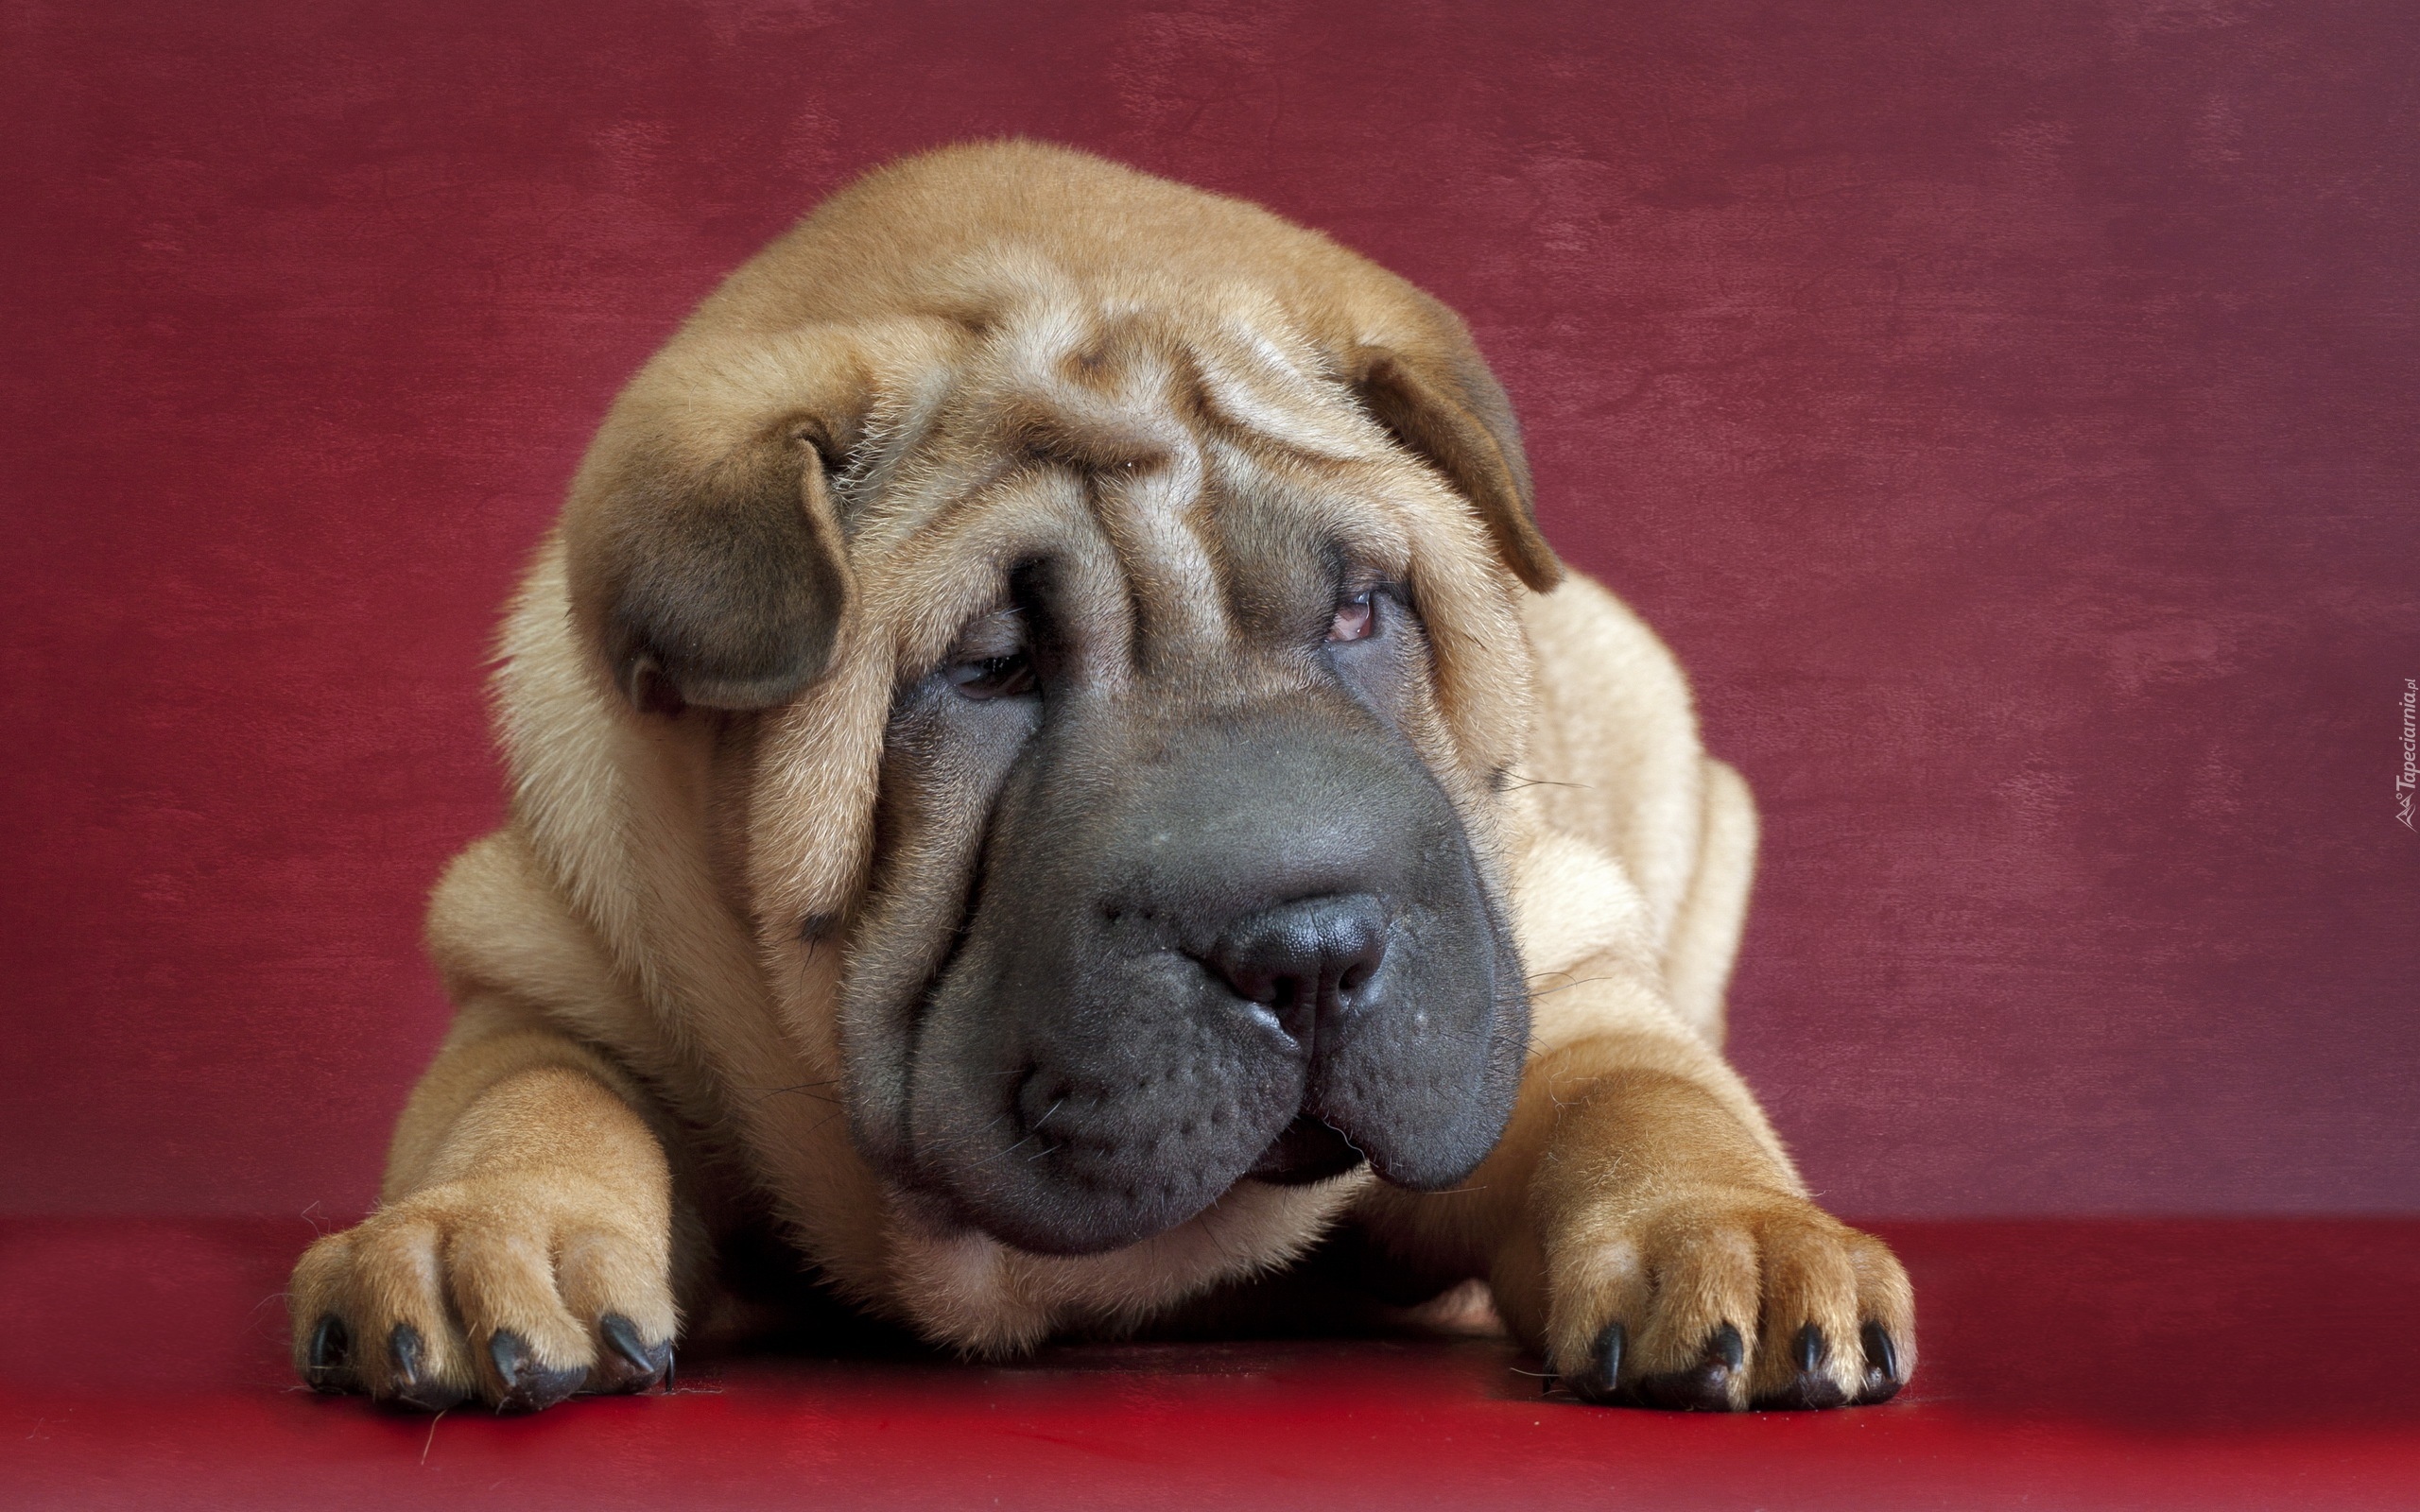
[1343,330,1563,594]
[564,416,854,716]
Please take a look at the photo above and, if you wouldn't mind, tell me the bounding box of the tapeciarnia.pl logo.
[2399,678,2417,831]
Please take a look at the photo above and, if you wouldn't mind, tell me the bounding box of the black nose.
[1203,894,1390,1044]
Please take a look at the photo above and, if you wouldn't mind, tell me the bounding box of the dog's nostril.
[1202,893,1390,1040]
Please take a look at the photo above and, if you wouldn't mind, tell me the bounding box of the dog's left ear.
[1344,334,1563,593]
[558,322,878,717]
[560,336,874,720]
[566,423,854,716]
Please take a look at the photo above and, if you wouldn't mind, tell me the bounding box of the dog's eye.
[941,605,1036,701]
[946,653,1035,701]
[1327,592,1377,644]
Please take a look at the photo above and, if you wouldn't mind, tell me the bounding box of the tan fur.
[290,141,1911,1410]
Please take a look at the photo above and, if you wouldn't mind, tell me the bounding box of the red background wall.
[4,0,2413,1220]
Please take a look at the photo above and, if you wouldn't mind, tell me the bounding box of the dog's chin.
[918,1115,1371,1258]
[1244,1111,1369,1186]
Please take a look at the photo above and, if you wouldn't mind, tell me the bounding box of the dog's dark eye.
[940,604,1037,701]
[946,654,1035,700]
[1328,592,1377,644]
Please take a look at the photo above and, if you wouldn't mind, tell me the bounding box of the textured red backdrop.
[4,0,2413,1219]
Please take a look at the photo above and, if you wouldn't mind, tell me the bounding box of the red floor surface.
[5,1219,2416,1509]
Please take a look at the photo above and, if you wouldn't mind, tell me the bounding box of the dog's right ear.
[564,409,856,718]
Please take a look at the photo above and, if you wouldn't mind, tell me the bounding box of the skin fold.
[287,141,1913,1414]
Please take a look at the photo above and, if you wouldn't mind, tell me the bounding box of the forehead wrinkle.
[857,472,1099,675]
[1208,441,1417,572]
[851,420,1037,567]
[1082,437,1236,676]
[1000,309,1191,458]
[833,355,962,530]
[972,301,1237,677]
[1188,318,1387,465]
[994,294,1077,360]
[848,318,1128,548]
[992,391,1179,474]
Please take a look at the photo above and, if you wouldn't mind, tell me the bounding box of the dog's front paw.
[1544,1189,1913,1411]
[287,1176,676,1412]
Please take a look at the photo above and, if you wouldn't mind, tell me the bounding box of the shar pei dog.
[288,141,1913,1414]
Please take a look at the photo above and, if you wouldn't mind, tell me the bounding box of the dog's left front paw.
[1543,1188,1914,1411]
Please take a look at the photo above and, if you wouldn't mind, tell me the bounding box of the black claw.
[1858,1321,1903,1404]
[1634,1322,1745,1412]
[383,1323,469,1413]
[596,1314,674,1394]
[488,1329,523,1389]
[389,1321,421,1379]
[488,1330,585,1413]
[304,1314,352,1393]
[1565,1320,1626,1404]
[1716,1322,1745,1370]
[1754,1323,1849,1410]
[600,1314,651,1374]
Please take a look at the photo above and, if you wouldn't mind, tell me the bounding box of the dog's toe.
[1634,1323,1746,1410]
[302,1313,353,1394]
[1564,1320,1626,1403]
[1857,1320,1905,1403]
[592,1313,676,1394]
[386,1323,471,1413]
[1751,1323,1851,1410]
[487,1331,586,1413]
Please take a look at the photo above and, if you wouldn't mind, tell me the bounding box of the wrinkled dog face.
[826,304,1532,1255]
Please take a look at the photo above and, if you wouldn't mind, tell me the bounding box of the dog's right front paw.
[288,1176,677,1412]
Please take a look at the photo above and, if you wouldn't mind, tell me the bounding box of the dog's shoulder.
[1518,571,1713,924]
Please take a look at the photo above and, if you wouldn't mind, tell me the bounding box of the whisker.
[1530,975,1607,998]
[1499,770,1592,792]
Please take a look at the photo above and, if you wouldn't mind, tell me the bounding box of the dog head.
[558,145,1561,1257]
